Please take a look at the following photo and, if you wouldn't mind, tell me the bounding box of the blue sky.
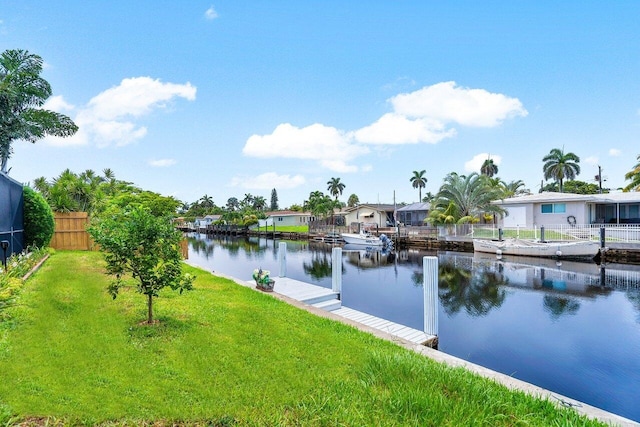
[2,1,639,208]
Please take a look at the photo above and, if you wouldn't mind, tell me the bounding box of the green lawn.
[0,252,604,426]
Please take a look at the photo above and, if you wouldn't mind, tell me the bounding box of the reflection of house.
[265,210,312,227]
[396,202,430,226]
[343,204,397,228]
[493,192,640,227]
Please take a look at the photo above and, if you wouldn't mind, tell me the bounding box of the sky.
[1,1,639,208]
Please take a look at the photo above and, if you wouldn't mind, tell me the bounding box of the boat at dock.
[473,238,600,259]
[340,230,394,248]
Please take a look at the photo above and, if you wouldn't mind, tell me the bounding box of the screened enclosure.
[0,173,24,256]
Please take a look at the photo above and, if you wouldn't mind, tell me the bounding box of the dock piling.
[332,247,342,296]
[423,256,438,338]
[278,242,287,277]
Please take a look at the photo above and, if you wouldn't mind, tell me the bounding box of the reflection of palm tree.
[438,262,507,316]
[543,296,580,320]
[303,253,344,280]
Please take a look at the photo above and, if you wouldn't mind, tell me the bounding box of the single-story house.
[396,202,430,226]
[343,204,397,228]
[265,210,312,227]
[493,191,640,228]
[195,214,222,230]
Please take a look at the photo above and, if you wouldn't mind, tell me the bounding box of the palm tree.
[347,193,359,207]
[428,172,505,224]
[542,147,580,193]
[0,49,78,173]
[500,179,530,198]
[624,155,640,191]
[410,170,427,202]
[480,157,498,177]
[326,177,345,200]
[199,194,214,208]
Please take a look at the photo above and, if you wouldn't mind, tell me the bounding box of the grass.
[0,251,605,426]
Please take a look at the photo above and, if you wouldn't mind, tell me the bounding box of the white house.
[265,210,312,227]
[493,192,640,228]
[343,204,397,228]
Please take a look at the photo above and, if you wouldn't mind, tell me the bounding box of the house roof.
[265,210,311,217]
[495,191,640,205]
[344,204,396,213]
[397,202,430,212]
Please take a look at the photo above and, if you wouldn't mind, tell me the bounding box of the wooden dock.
[251,276,436,346]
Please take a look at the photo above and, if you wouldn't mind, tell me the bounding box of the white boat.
[472,238,600,259]
[341,230,384,246]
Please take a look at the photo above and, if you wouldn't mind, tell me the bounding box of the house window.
[278,217,283,221]
[541,203,566,214]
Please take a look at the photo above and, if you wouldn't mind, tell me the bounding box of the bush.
[23,186,55,248]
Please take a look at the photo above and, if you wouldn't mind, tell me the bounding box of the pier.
[249,276,438,347]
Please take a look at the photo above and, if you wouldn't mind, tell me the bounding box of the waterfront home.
[195,214,221,231]
[396,202,430,226]
[493,191,640,228]
[265,210,312,227]
[343,204,397,228]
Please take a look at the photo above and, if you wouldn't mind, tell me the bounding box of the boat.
[472,238,600,259]
[341,230,393,247]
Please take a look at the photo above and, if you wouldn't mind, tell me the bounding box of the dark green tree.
[347,193,359,207]
[88,205,195,324]
[270,188,279,211]
[0,49,78,173]
[23,186,54,248]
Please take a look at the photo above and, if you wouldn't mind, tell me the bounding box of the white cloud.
[584,156,599,165]
[390,81,528,127]
[148,158,176,167]
[205,6,218,20]
[230,172,306,190]
[45,76,196,147]
[243,123,368,172]
[43,95,74,111]
[464,153,502,173]
[354,113,456,145]
[609,148,621,156]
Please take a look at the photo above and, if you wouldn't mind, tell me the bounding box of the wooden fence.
[51,212,92,250]
[50,211,189,258]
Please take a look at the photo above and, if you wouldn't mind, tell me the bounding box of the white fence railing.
[439,224,640,244]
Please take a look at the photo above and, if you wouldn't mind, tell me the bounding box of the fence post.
[498,228,503,241]
[423,256,438,337]
[332,247,342,296]
[600,226,606,248]
[540,226,545,242]
[278,242,287,277]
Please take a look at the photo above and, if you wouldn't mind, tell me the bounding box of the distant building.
[265,210,312,227]
[343,204,397,228]
[396,202,430,226]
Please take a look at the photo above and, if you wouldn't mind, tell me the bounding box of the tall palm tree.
[542,147,580,193]
[410,170,427,202]
[0,49,77,173]
[326,177,345,200]
[624,154,640,191]
[480,157,498,177]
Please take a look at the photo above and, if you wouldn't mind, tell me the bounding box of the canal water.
[186,234,640,423]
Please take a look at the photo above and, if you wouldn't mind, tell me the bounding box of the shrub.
[23,186,55,248]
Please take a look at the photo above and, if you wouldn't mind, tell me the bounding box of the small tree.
[88,206,194,324]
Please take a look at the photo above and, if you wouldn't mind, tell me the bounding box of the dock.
[250,276,437,347]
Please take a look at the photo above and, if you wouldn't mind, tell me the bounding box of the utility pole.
[596,165,603,194]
